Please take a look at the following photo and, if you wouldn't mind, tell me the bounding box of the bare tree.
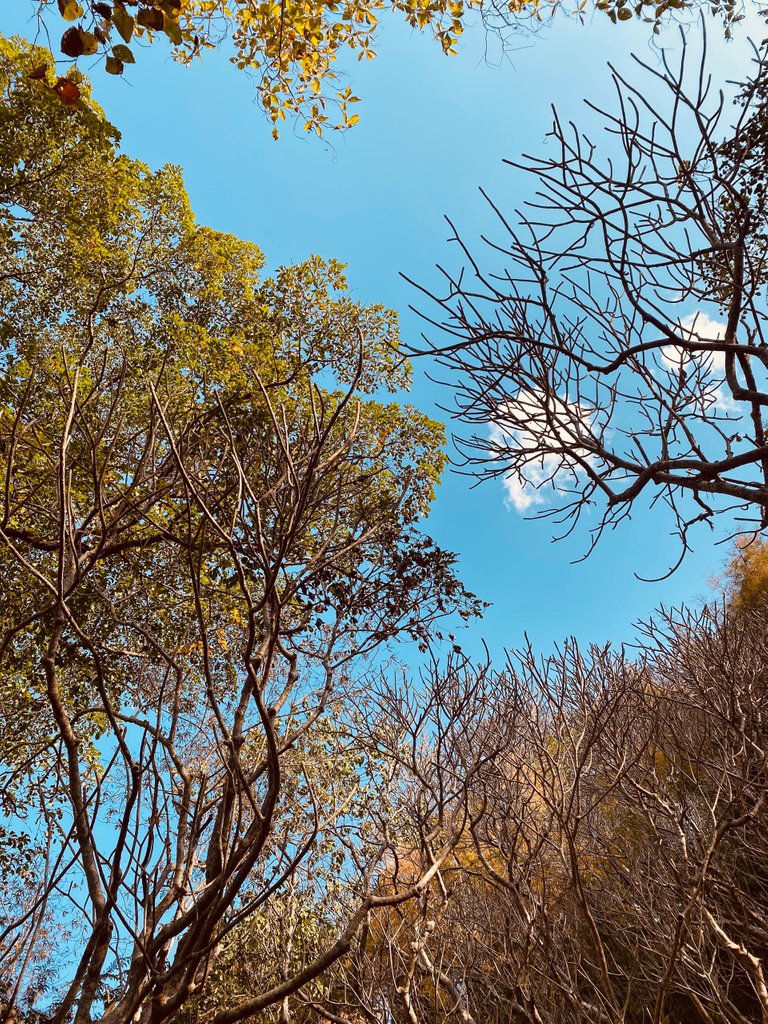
[334,594,768,1024]
[170,653,505,1024]
[411,30,768,565]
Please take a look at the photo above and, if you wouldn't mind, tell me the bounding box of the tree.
[16,0,739,136]
[164,655,504,1024]
[0,35,485,1023]
[334,589,768,1024]
[725,534,768,610]
[410,32,768,567]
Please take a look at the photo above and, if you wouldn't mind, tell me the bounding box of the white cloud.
[712,384,740,415]
[662,311,743,416]
[662,311,727,374]
[489,390,595,513]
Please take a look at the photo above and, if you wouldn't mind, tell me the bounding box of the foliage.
[0,36,484,1023]
[19,0,741,136]
[724,534,768,611]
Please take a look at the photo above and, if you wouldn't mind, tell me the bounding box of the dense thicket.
[154,545,768,1024]
[301,552,768,1024]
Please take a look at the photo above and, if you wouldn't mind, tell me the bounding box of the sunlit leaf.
[163,14,183,44]
[57,0,84,22]
[79,30,100,55]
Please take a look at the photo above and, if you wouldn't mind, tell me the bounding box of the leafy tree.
[411,33,768,567]
[16,0,739,136]
[723,533,768,610]
[0,35,484,1023]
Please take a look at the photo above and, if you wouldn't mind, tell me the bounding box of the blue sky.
[4,2,762,656]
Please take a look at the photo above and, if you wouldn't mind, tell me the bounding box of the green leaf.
[112,5,135,42]
[112,43,135,62]
[105,54,124,74]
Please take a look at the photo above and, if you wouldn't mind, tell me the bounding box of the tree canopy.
[20,0,739,135]
[0,34,485,1021]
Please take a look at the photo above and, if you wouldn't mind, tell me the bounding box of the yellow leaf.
[79,30,100,55]
[58,0,84,21]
